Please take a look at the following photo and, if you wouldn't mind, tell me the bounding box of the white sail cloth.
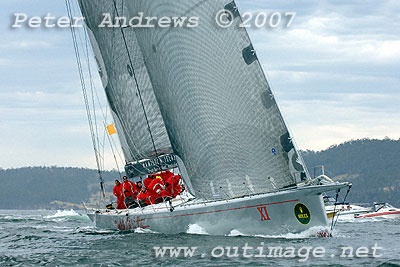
[79,0,306,200]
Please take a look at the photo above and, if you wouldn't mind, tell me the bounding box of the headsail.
[78,0,173,176]
[123,0,307,199]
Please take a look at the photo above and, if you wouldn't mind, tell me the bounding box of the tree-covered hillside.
[0,167,119,209]
[302,138,400,206]
[0,138,399,209]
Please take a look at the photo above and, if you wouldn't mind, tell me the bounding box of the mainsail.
[78,0,307,200]
[124,0,307,199]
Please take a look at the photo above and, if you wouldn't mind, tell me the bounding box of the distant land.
[0,138,399,209]
[302,138,400,207]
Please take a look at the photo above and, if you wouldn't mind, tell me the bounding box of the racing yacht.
[70,0,350,235]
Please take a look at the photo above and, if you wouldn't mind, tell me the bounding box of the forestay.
[78,0,172,168]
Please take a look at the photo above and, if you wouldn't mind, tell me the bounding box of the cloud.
[238,0,400,151]
[0,41,51,49]
[0,59,11,66]
[0,0,399,168]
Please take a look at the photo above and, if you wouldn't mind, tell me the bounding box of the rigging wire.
[332,185,352,230]
[75,0,127,173]
[330,189,340,232]
[111,0,163,171]
[84,27,102,169]
[69,0,172,182]
[65,0,106,198]
[68,1,150,180]
[71,1,122,173]
[82,25,124,176]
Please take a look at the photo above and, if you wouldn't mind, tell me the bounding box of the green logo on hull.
[294,203,311,225]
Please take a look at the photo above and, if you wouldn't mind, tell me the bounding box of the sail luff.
[78,0,173,167]
[111,0,163,166]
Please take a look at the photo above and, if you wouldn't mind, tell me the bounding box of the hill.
[0,167,119,209]
[0,138,399,209]
[302,138,400,206]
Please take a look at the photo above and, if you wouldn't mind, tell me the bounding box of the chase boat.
[356,203,400,219]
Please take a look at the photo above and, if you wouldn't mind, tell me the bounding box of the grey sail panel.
[125,0,305,199]
[78,0,172,164]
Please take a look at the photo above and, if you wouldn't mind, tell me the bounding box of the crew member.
[122,176,138,208]
[137,187,151,207]
[136,181,143,191]
[161,171,182,198]
[113,180,126,209]
[161,170,174,182]
[143,174,154,189]
[148,175,169,204]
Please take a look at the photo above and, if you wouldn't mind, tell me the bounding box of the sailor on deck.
[113,180,126,210]
[136,180,143,191]
[162,171,182,198]
[122,176,138,208]
[148,175,169,204]
[143,174,154,189]
[137,187,151,207]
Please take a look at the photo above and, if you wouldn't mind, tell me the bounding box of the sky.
[0,0,399,170]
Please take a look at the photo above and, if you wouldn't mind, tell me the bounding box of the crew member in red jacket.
[148,175,169,204]
[137,187,151,207]
[143,174,154,189]
[122,176,138,208]
[113,180,126,209]
[161,170,174,182]
[161,171,182,198]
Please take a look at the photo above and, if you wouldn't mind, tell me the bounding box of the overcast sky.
[0,0,399,170]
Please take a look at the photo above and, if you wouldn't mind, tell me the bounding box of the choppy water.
[0,209,399,266]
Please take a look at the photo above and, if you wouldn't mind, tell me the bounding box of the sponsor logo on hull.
[294,203,311,225]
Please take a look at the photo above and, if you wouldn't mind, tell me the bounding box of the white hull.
[356,204,400,219]
[87,184,347,235]
[325,204,371,219]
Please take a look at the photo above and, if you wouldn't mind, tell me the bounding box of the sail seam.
[112,0,162,170]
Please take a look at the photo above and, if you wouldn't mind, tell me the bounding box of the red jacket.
[143,176,153,189]
[166,174,182,198]
[161,171,174,183]
[113,184,126,209]
[113,184,124,200]
[137,190,151,205]
[132,184,140,199]
[148,177,168,200]
[122,180,136,198]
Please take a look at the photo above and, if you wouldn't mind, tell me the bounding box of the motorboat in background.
[325,202,371,219]
[323,196,371,219]
[356,203,400,219]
